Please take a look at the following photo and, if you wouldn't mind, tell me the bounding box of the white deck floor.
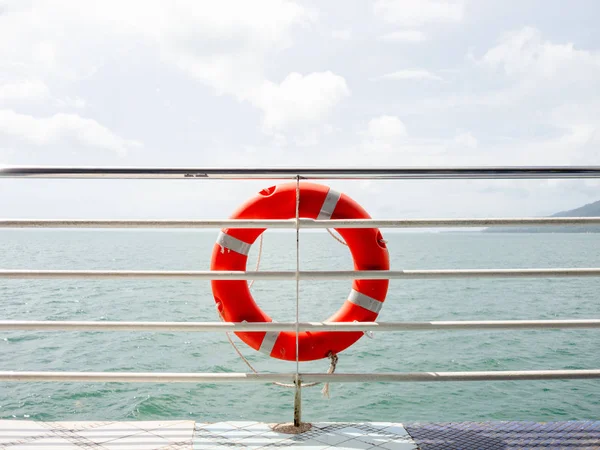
[0,420,419,449]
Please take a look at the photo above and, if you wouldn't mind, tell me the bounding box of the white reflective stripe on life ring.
[316,189,341,220]
[216,231,251,256]
[258,331,279,355]
[348,289,383,314]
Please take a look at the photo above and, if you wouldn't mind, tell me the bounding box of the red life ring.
[210,182,389,361]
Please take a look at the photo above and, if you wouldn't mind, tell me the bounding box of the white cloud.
[403,27,600,123]
[331,29,352,40]
[0,110,142,156]
[0,79,85,110]
[359,117,481,163]
[454,132,478,149]
[375,69,443,81]
[153,0,312,100]
[481,26,600,80]
[0,0,310,81]
[294,130,320,147]
[254,71,350,130]
[378,30,427,42]
[374,0,465,26]
[0,0,350,131]
[149,3,348,130]
[55,96,86,109]
[367,115,407,140]
[513,124,599,166]
[470,27,600,138]
[0,80,50,102]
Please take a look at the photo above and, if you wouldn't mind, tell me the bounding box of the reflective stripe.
[348,289,383,314]
[258,331,279,355]
[216,231,251,256]
[317,189,341,220]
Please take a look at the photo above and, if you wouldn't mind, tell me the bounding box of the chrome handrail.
[2,217,600,228]
[2,165,600,179]
[2,268,600,280]
[1,370,599,383]
[1,319,599,332]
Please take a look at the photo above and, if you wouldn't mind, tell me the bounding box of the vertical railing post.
[294,175,302,427]
[293,373,302,427]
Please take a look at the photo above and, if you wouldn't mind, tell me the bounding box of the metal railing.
[1,165,600,426]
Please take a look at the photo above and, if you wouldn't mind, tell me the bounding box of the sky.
[0,0,599,220]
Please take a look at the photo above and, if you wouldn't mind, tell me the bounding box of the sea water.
[1,230,598,422]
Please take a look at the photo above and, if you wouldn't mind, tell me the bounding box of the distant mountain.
[552,199,600,218]
[484,199,600,233]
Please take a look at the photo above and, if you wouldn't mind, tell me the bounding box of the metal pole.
[1,319,599,332]
[293,374,302,427]
[0,219,294,229]
[2,166,600,180]
[303,217,600,228]
[2,268,600,280]
[0,372,292,383]
[293,175,302,427]
[1,369,599,383]
[300,369,600,383]
[3,217,600,229]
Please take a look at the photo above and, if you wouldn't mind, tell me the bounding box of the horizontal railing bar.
[300,370,600,383]
[1,370,599,383]
[2,269,600,280]
[2,217,600,229]
[1,320,599,332]
[0,372,290,383]
[2,166,600,180]
[306,217,600,228]
[0,219,294,229]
